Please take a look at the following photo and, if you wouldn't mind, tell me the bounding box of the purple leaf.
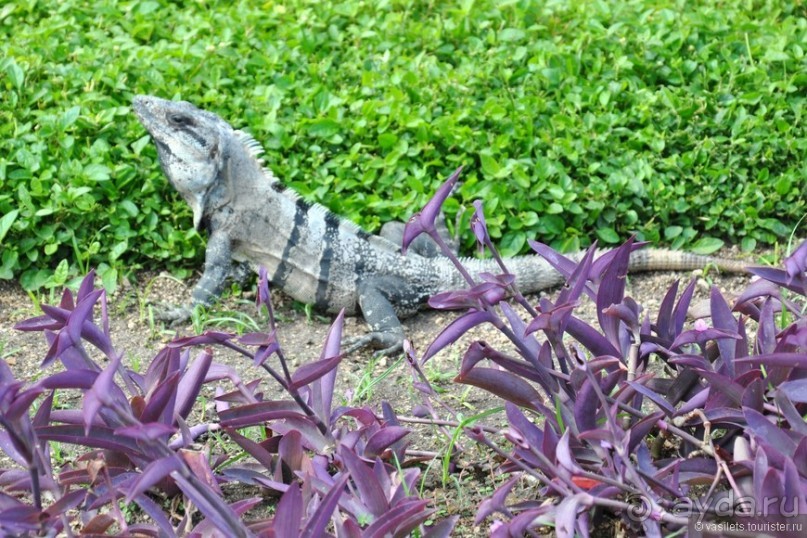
[596,238,633,348]
[748,266,807,296]
[4,387,44,421]
[470,199,489,248]
[455,367,543,411]
[499,302,541,357]
[76,269,97,302]
[278,429,304,474]
[172,471,249,537]
[311,309,344,423]
[460,341,554,393]
[84,347,124,434]
[224,429,277,471]
[364,426,410,459]
[67,289,103,349]
[167,331,233,348]
[556,430,583,475]
[175,348,213,420]
[422,310,497,363]
[191,497,265,536]
[59,286,75,311]
[774,390,807,436]
[401,166,462,254]
[257,266,271,308]
[476,476,519,524]
[573,377,601,432]
[140,371,180,424]
[272,482,302,538]
[40,369,99,390]
[115,422,177,441]
[565,316,620,357]
[656,280,680,341]
[736,353,807,368]
[181,449,221,494]
[694,369,744,405]
[131,493,176,536]
[218,400,306,428]
[290,354,342,390]
[777,379,807,404]
[12,314,62,333]
[672,279,697,337]
[422,515,459,538]
[300,474,348,538]
[744,407,798,457]
[125,455,183,503]
[670,321,740,350]
[361,498,432,538]
[523,302,577,337]
[505,402,545,448]
[555,494,586,538]
[626,381,675,416]
[709,286,737,374]
[36,424,141,455]
[528,241,581,280]
[339,447,389,516]
[627,412,665,454]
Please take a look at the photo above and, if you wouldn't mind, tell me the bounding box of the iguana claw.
[343,332,404,357]
[154,305,193,327]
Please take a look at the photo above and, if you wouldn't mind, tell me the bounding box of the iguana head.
[133,95,231,230]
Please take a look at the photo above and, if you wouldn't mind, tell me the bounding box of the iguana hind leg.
[343,276,421,357]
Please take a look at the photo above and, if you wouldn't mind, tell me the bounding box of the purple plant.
[8,271,250,536]
[404,168,807,537]
[210,267,457,537]
[3,268,456,537]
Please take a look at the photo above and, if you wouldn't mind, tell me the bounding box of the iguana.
[133,95,746,355]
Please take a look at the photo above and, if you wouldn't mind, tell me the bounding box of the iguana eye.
[168,113,193,127]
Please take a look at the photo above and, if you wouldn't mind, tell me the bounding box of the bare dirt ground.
[0,261,753,535]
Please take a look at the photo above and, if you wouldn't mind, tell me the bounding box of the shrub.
[1,0,804,289]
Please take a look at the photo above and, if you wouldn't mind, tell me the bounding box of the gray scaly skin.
[133,95,746,355]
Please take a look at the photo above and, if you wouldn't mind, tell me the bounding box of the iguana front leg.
[157,230,232,325]
[343,276,412,357]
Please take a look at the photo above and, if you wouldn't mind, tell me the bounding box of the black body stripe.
[270,181,287,193]
[271,199,309,288]
[314,212,340,310]
[357,228,371,241]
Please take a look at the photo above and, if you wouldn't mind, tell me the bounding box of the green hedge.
[1,0,804,290]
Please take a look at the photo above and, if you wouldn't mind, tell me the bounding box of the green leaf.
[479,153,501,178]
[84,163,111,182]
[0,209,18,245]
[307,118,340,138]
[499,28,525,42]
[110,240,128,261]
[49,259,69,288]
[131,135,152,155]
[595,227,620,244]
[741,237,756,252]
[60,106,81,130]
[4,59,24,90]
[690,237,724,255]
[100,267,118,293]
[664,226,683,240]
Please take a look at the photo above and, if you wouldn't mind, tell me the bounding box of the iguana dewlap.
[133,95,745,356]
